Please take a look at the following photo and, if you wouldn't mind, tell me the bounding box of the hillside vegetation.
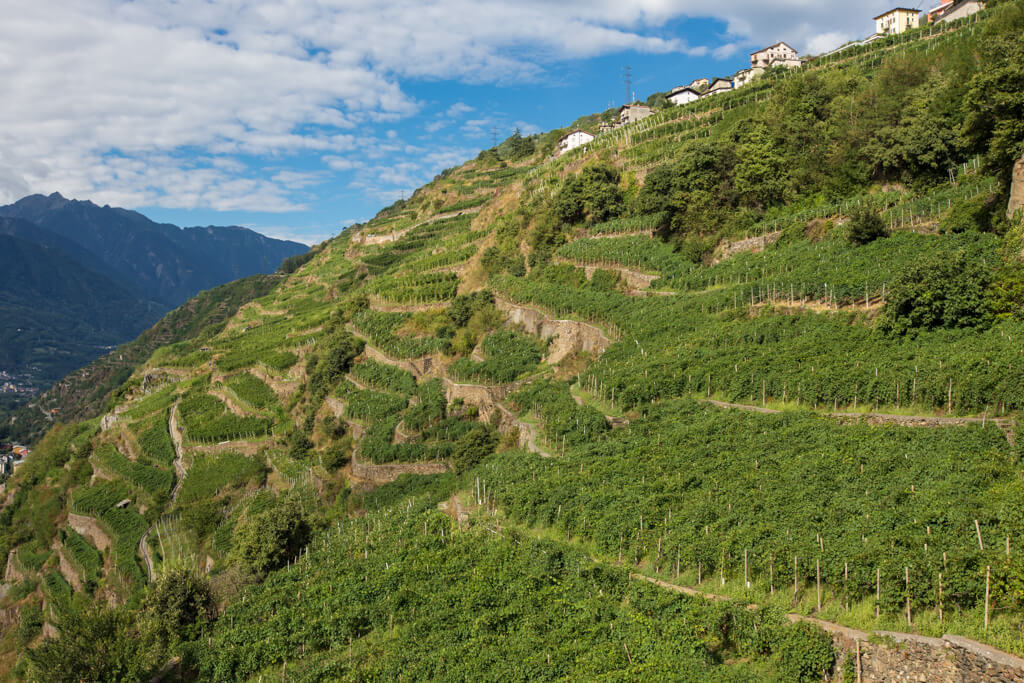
[1,4,1024,680]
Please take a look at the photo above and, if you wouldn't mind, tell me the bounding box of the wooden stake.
[794,555,799,599]
[845,562,849,611]
[905,567,911,626]
[769,554,774,594]
[875,568,880,619]
[985,566,991,632]
[744,548,749,587]
[816,559,821,611]
[975,519,984,550]
[856,639,862,683]
[938,572,943,623]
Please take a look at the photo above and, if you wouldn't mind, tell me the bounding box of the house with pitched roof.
[750,42,799,69]
[932,0,984,23]
[556,129,595,156]
[667,86,701,106]
[700,78,734,98]
[875,7,920,34]
[619,103,653,125]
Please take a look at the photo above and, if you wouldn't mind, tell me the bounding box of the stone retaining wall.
[803,616,1024,682]
[496,298,611,364]
[350,453,449,484]
[712,230,782,264]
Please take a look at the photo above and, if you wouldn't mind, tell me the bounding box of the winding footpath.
[138,403,188,581]
[700,398,1016,444]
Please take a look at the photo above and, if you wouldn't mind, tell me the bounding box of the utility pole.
[491,126,498,148]
[623,65,633,105]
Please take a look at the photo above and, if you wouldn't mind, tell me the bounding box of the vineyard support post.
[875,568,880,619]
[985,566,991,632]
[793,555,798,600]
[816,559,821,611]
[905,567,911,626]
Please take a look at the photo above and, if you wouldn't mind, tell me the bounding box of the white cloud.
[446,102,475,117]
[0,0,900,214]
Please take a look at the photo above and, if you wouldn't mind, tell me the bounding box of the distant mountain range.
[0,193,306,398]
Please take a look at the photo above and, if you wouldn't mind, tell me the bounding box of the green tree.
[553,162,623,224]
[26,606,159,683]
[881,250,992,334]
[142,567,216,646]
[847,208,889,244]
[452,425,499,472]
[231,494,311,578]
[963,0,1024,178]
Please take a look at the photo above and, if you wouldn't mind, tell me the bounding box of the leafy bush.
[846,208,889,245]
[230,495,310,578]
[882,250,992,334]
[772,622,835,682]
[553,162,623,224]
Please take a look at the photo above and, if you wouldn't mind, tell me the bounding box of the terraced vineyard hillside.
[2,4,1024,680]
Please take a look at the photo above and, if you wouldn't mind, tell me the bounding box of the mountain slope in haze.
[0,273,283,444]
[0,232,163,395]
[0,196,308,400]
[0,193,306,308]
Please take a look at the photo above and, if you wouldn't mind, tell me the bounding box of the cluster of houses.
[555,2,985,157]
[0,443,28,477]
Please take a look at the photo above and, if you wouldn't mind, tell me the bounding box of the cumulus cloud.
[0,0,899,217]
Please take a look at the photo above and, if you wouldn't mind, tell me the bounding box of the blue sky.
[0,1,906,245]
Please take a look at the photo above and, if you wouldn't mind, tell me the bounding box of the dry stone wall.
[349,453,449,484]
[807,616,1024,682]
[711,230,782,264]
[496,298,611,364]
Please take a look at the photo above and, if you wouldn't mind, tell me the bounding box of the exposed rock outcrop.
[1009,151,1024,219]
[496,298,612,364]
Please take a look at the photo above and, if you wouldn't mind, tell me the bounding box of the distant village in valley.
[0,440,28,480]
[556,0,986,156]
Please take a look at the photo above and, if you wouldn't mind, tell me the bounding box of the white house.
[556,129,595,156]
[936,0,984,23]
[750,42,799,69]
[688,77,710,91]
[667,86,700,106]
[700,78,733,98]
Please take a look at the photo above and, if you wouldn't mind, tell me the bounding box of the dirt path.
[367,298,449,314]
[572,230,655,241]
[167,404,187,499]
[139,404,189,581]
[700,398,1016,444]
